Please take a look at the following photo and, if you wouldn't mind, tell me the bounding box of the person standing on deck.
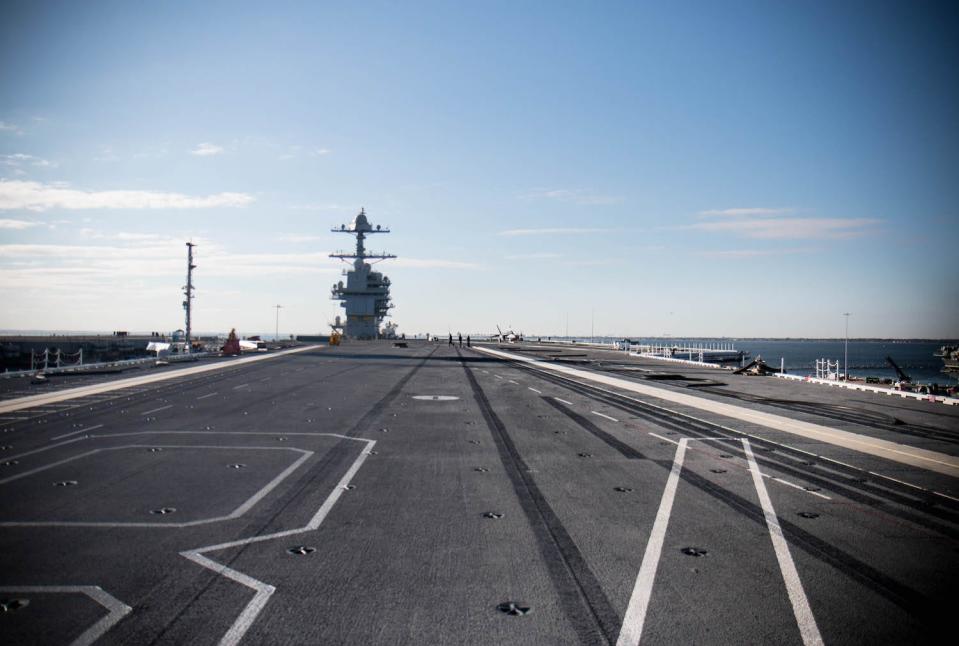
[448,333,453,346]
[466,335,471,347]
[458,333,462,347]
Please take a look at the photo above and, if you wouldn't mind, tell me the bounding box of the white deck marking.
[0,444,313,527]
[181,436,375,646]
[141,404,173,415]
[196,392,218,400]
[646,432,831,500]
[232,383,250,390]
[554,397,573,406]
[528,387,542,394]
[743,440,824,646]
[617,438,688,645]
[51,424,103,440]
[476,346,959,477]
[494,374,504,379]
[508,380,519,384]
[618,438,822,645]
[0,345,321,415]
[0,585,131,646]
[591,411,619,422]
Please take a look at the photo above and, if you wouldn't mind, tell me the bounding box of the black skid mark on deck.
[458,350,621,646]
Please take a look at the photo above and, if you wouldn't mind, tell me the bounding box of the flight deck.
[1,341,956,645]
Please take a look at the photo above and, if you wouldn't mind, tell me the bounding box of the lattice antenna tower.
[183,242,197,352]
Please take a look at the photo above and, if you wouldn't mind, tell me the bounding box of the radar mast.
[329,208,396,339]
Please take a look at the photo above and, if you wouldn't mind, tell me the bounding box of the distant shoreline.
[1,330,956,343]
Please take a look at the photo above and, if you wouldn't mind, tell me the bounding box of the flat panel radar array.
[330,209,396,339]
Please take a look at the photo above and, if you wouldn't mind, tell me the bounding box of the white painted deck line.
[0,345,321,415]
[528,387,542,394]
[141,404,172,415]
[616,438,687,645]
[476,346,959,478]
[0,585,131,646]
[232,384,250,390]
[646,432,830,500]
[196,392,218,400]
[743,440,824,646]
[554,397,573,406]
[591,411,619,423]
[618,438,821,645]
[181,436,374,646]
[52,424,103,440]
[0,444,313,527]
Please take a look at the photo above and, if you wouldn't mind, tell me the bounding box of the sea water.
[564,338,958,385]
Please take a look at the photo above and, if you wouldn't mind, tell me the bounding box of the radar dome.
[351,208,372,232]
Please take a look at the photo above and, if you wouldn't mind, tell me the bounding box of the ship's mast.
[330,208,396,339]
[183,242,196,353]
[329,208,396,263]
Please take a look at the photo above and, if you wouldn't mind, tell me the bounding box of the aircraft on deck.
[496,325,523,343]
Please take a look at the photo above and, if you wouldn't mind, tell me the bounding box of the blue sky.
[1,1,956,338]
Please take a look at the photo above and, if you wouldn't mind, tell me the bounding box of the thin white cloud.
[562,259,621,267]
[504,252,561,260]
[0,121,22,134]
[697,248,813,259]
[687,217,878,239]
[0,218,43,230]
[498,227,614,237]
[289,203,353,212]
[392,257,480,269]
[2,153,57,169]
[519,188,622,205]
[277,234,328,243]
[190,142,224,156]
[697,207,794,217]
[0,180,254,211]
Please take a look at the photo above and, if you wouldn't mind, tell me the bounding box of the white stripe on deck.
[232,383,250,390]
[0,585,131,646]
[0,345,321,415]
[528,387,542,394]
[617,438,822,645]
[141,404,172,416]
[475,346,959,477]
[196,392,218,400]
[591,411,619,422]
[52,424,103,440]
[743,440,824,645]
[554,397,573,406]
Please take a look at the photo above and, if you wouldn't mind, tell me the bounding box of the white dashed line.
[52,424,103,440]
[493,374,504,380]
[508,380,519,385]
[233,383,250,390]
[528,387,542,394]
[196,392,218,400]
[141,404,172,416]
[591,411,619,423]
[646,432,831,500]
[554,397,573,406]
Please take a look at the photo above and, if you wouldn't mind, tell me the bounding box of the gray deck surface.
[1,341,956,645]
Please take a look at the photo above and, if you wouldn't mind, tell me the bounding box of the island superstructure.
[330,208,396,339]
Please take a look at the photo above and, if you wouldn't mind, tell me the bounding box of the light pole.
[274,304,283,342]
[843,312,851,381]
